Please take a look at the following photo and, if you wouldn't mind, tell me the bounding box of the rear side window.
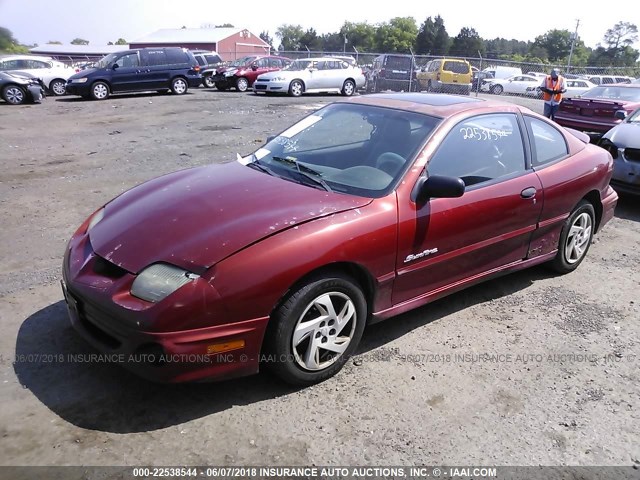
[195,56,205,66]
[443,61,469,74]
[524,116,568,167]
[146,50,167,66]
[164,49,189,65]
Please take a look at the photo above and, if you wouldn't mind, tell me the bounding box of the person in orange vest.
[539,68,566,120]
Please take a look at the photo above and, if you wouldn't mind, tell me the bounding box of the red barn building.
[129,28,270,61]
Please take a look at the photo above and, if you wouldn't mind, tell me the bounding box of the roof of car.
[343,93,524,117]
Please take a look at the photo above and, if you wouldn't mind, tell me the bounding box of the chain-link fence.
[277,50,640,78]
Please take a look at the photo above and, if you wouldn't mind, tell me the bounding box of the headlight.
[224,69,237,77]
[86,208,105,232]
[131,263,200,303]
[74,78,88,83]
[274,77,286,81]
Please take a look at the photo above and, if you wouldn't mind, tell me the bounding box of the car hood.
[69,68,101,79]
[603,121,640,146]
[89,161,372,274]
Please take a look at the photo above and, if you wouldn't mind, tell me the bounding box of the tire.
[548,201,595,274]
[289,80,304,97]
[215,81,228,91]
[170,77,188,95]
[49,79,66,96]
[341,79,355,96]
[426,81,433,92]
[491,84,503,95]
[264,274,367,385]
[203,75,216,88]
[90,81,109,100]
[2,85,26,105]
[236,77,249,92]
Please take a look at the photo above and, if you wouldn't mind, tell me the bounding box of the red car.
[201,55,291,91]
[555,83,640,136]
[62,93,617,385]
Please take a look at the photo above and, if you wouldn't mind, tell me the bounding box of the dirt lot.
[0,88,639,468]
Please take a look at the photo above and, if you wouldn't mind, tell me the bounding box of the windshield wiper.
[247,155,277,177]
[270,156,332,192]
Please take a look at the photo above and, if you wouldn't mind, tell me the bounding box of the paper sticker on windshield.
[280,115,322,138]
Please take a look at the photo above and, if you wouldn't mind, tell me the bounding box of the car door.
[110,51,144,92]
[139,49,171,90]
[393,112,543,305]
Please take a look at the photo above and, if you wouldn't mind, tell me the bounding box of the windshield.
[627,108,640,122]
[95,53,118,69]
[284,60,313,71]
[229,56,257,67]
[248,103,440,198]
[581,86,640,102]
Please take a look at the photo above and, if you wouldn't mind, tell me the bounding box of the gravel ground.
[0,89,639,469]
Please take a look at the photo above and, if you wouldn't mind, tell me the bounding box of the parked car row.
[0,54,73,97]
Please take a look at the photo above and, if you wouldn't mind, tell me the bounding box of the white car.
[0,55,74,96]
[484,74,541,95]
[525,78,597,99]
[253,57,366,97]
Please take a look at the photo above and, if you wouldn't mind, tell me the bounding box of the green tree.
[603,21,638,50]
[432,16,450,55]
[415,15,449,55]
[339,21,376,52]
[71,38,89,45]
[532,29,573,62]
[259,31,274,50]
[0,27,29,53]
[300,28,322,51]
[591,21,640,66]
[114,38,127,45]
[450,27,484,57]
[276,24,304,51]
[374,17,418,53]
[320,32,344,52]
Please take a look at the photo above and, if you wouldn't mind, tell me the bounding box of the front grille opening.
[79,313,121,349]
[93,255,128,278]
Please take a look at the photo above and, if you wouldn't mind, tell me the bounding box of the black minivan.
[366,54,417,93]
[66,47,202,100]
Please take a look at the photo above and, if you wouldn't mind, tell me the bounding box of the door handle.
[521,187,537,199]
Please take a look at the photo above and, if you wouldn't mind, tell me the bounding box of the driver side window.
[427,114,525,187]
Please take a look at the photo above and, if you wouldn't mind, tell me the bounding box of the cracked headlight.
[131,264,200,303]
[224,69,238,77]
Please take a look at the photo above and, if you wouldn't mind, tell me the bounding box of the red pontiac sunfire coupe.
[62,93,618,386]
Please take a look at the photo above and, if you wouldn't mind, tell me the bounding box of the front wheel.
[491,84,504,95]
[264,274,367,385]
[548,201,595,274]
[90,81,109,100]
[2,85,26,104]
[236,77,249,92]
[49,79,66,96]
[171,77,188,95]
[289,80,303,97]
[341,79,355,96]
[203,75,216,88]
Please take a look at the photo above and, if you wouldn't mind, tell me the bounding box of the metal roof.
[30,44,127,55]
[130,28,266,45]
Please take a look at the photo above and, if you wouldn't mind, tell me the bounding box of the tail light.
[193,65,201,73]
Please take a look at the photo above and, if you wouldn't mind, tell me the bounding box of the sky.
[1,0,638,51]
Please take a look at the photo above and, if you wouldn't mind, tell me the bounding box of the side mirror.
[266,135,276,143]
[412,175,465,202]
[251,63,258,71]
[614,110,627,120]
[112,63,119,70]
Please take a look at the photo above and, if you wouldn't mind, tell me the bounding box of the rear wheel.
[2,85,26,104]
[90,81,109,100]
[264,274,367,385]
[548,201,595,274]
[341,79,355,96]
[236,77,249,92]
[289,80,304,97]
[170,77,188,95]
[49,79,66,96]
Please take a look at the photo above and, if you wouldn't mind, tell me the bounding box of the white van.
[483,66,522,79]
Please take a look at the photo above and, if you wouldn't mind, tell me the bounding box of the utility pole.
[567,19,580,74]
